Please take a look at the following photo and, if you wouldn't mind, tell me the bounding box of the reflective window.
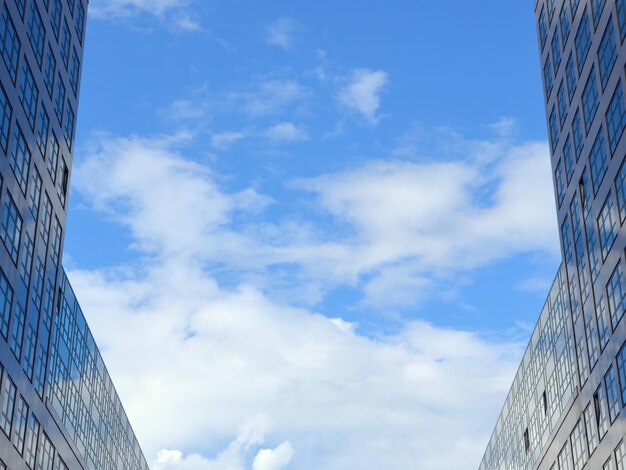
[597,191,618,260]
[60,19,70,67]
[558,82,568,127]
[27,2,45,66]
[598,17,617,88]
[0,371,16,437]
[570,419,587,470]
[50,0,61,39]
[18,60,38,130]
[9,302,24,359]
[566,53,577,100]
[607,262,626,329]
[552,32,562,70]
[43,45,56,97]
[564,135,574,181]
[606,82,626,153]
[583,68,600,131]
[10,125,31,194]
[0,192,21,264]
[539,6,549,49]
[10,396,27,454]
[573,108,584,157]
[605,365,621,422]
[545,56,554,97]
[576,8,592,73]
[589,127,608,193]
[619,0,626,39]
[592,0,607,27]
[0,4,20,82]
[0,83,11,153]
[550,106,559,151]
[561,4,571,42]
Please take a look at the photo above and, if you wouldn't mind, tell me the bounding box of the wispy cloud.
[211,131,247,150]
[266,17,302,51]
[338,69,389,124]
[90,0,202,30]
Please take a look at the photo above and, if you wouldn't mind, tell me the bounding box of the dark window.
[43,45,56,96]
[544,56,554,97]
[13,0,25,18]
[60,19,71,67]
[573,109,584,156]
[0,5,21,82]
[523,428,530,452]
[549,107,559,151]
[606,81,626,153]
[589,127,608,193]
[50,0,61,39]
[27,2,45,66]
[619,0,626,39]
[558,81,568,126]
[576,8,592,73]
[598,17,617,88]
[617,161,626,221]
[607,262,626,329]
[0,84,11,152]
[566,53,577,100]
[69,47,79,95]
[0,192,21,264]
[582,67,599,131]
[539,6,549,49]
[75,1,85,42]
[552,33,562,70]
[9,125,31,194]
[592,0,607,27]
[560,4,571,42]
[18,60,38,130]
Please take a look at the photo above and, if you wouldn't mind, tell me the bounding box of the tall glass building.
[480,1,626,469]
[0,0,148,469]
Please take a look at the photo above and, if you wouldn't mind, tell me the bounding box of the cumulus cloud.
[67,129,553,469]
[265,122,308,143]
[253,442,295,470]
[266,17,301,51]
[338,69,388,124]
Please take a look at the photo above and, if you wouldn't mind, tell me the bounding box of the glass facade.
[0,0,149,469]
[481,1,626,469]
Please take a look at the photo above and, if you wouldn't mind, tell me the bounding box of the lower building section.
[0,269,148,470]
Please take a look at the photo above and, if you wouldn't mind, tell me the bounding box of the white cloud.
[265,122,308,143]
[253,442,295,470]
[90,0,200,30]
[211,131,247,150]
[338,69,388,124]
[266,17,301,51]
[240,80,311,117]
[67,130,553,469]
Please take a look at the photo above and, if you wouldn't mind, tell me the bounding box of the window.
[0,192,21,264]
[598,192,618,260]
[27,2,45,66]
[10,396,27,454]
[58,160,68,205]
[576,8,592,73]
[548,0,556,22]
[0,4,20,82]
[9,302,24,359]
[560,4,571,42]
[617,161,626,221]
[43,45,56,96]
[598,17,617,89]
[577,335,591,383]
[53,74,65,123]
[66,0,76,16]
[69,47,79,95]
[562,216,574,264]
[19,231,33,285]
[605,365,621,422]
[566,53,577,100]
[619,0,626,40]
[50,0,61,39]
[37,106,49,156]
[523,427,530,452]
[592,0,607,27]
[60,19,71,67]
[10,125,31,194]
[570,419,588,470]
[30,258,43,313]
[19,60,38,130]
[558,82,568,126]
[584,403,599,455]
[549,106,559,150]
[21,324,35,379]
[590,127,608,193]
[0,84,11,153]
[606,457,617,470]
[616,440,626,470]
[552,33,562,70]
[64,102,75,146]
[75,1,85,42]
[607,82,626,154]
[0,372,16,437]
[564,135,574,182]
[23,413,39,468]
[544,56,554,97]
[28,168,42,219]
[0,270,12,339]
[558,442,574,470]
[607,262,626,329]
[50,217,61,268]
[583,68,600,131]
[13,0,25,17]
[46,133,59,183]
[36,432,55,470]
[571,0,580,16]
[573,108,584,156]
[595,384,610,437]
[40,195,52,245]
[539,6,548,49]
[598,295,612,348]
[617,342,626,403]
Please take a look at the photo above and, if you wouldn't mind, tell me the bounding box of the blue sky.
[63,1,561,469]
